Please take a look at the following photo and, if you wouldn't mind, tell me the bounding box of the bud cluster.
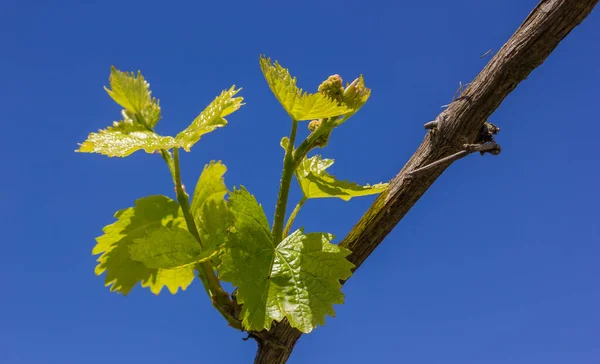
[308,119,322,132]
[318,74,344,103]
[307,119,330,149]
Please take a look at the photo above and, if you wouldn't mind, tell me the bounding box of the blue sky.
[1,0,599,363]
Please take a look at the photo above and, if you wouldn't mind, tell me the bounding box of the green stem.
[282,196,307,238]
[173,148,204,249]
[272,118,299,243]
[172,149,241,329]
[132,112,176,182]
[293,118,333,167]
[195,263,242,330]
[160,150,176,182]
[134,113,240,329]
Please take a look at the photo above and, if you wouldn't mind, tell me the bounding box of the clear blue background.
[1,0,598,363]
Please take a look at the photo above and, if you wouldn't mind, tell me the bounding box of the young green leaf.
[198,200,230,258]
[93,195,196,295]
[280,136,291,151]
[175,87,243,151]
[77,86,244,157]
[129,227,205,269]
[343,75,370,110]
[336,75,371,126]
[78,69,172,157]
[259,56,351,121]
[296,155,388,200]
[78,68,242,157]
[219,187,354,333]
[190,161,232,259]
[191,161,228,213]
[105,66,162,128]
[77,128,177,157]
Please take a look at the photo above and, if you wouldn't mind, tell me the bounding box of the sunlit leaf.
[337,74,371,126]
[77,88,244,156]
[175,87,243,151]
[191,161,228,214]
[219,187,354,333]
[93,195,196,295]
[77,67,167,157]
[296,155,388,200]
[190,161,233,260]
[259,56,351,121]
[280,136,291,151]
[104,66,162,128]
[129,227,204,269]
[77,128,177,157]
[140,101,162,129]
[78,69,243,157]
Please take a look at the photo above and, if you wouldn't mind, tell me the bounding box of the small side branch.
[408,143,501,177]
[424,120,438,130]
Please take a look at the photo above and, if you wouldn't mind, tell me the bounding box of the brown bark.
[251,1,599,363]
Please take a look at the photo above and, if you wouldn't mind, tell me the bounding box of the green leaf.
[93,195,196,295]
[78,70,242,157]
[191,161,228,213]
[175,87,244,151]
[129,227,203,269]
[219,187,354,333]
[76,67,168,157]
[77,128,177,157]
[280,136,290,151]
[140,101,162,129]
[197,200,230,260]
[260,56,351,121]
[105,111,148,132]
[294,93,352,121]
[337,75,371,126]
[296,155,388,201]
[190,161,232,260]
[77,87,243,157]
[105,66,162,128]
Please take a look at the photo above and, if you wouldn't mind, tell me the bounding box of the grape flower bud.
[308,119,322,132]
[318,74,344,103]
[307,119,330,148]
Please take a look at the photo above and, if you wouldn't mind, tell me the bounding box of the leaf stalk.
[282,196,307,238]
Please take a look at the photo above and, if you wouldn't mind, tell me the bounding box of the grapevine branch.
[249,1,600,363]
